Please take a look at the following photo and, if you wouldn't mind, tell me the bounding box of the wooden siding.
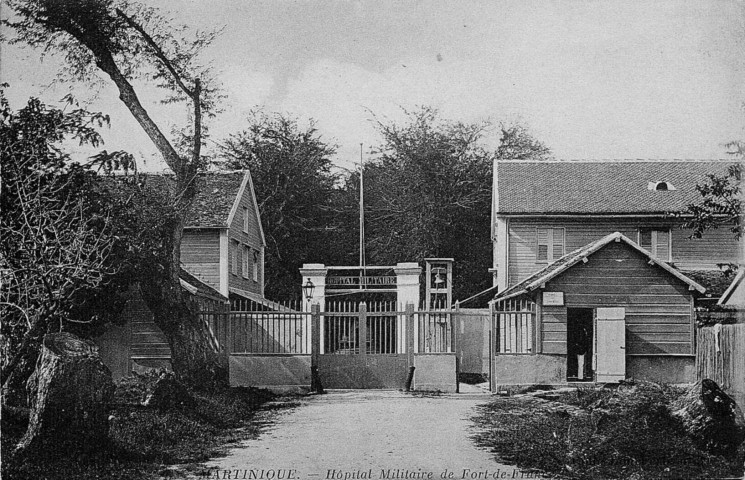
[228,181,263,295]
[506,218,738,286]
[672,226,740,270]
[95,289,172,380]
[697,324,745,408]
[182,230,221,291]
[538,241,694,356]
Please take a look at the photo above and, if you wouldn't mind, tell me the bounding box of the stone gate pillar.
[300,264,327,353]
[395,262,421,353]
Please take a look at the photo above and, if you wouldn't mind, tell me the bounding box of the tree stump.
[15,332,115,458]
[671,379,745,458]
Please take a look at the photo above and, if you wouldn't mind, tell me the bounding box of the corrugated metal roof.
[495,160,733,214]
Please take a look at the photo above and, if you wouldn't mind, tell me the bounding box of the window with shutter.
[231,241,239,276]
[537,228,565,262]
[253,251,259,282]
[537,228,549,261]
[552,228,564,259]
[638,228,671,261]
[242,246,249,278]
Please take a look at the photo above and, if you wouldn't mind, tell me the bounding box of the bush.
[2,373,276,480]
[473,382,745,479]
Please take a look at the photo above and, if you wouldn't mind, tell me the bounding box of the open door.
[594,307,626,383]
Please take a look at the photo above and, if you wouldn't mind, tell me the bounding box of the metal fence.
[201,302,458,356]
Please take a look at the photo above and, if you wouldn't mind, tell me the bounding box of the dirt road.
[200,390,538,480]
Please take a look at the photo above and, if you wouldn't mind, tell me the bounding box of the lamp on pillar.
[302,279,315,302]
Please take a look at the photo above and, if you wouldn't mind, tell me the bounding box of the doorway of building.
[567,308,594,381]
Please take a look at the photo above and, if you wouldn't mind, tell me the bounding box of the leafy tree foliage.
[496,122,552,160]
[348,108,495,301]
[337,110,553,302]
[220,112,347,297]
[0,94,115,394]
[6,0,227,387]
[683,142,743,241]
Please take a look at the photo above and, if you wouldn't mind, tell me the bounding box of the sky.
[2,0,745,171]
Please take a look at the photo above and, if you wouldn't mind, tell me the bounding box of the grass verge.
[1,373,286,480]
[471,382,745,480]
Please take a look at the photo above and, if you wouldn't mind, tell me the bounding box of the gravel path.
[200,390,539,480]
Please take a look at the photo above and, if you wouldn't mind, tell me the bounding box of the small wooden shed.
[490,232,705,387]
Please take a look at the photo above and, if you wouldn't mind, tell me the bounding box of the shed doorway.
[567,308,594,381]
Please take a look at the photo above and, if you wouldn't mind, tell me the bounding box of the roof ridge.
[492,232,705,303]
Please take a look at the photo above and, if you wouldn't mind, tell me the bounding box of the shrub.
[473,382,744,479]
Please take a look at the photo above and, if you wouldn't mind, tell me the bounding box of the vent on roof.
[648,181,676,191]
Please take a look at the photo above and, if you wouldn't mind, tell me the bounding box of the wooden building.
[491,232,705,385]
[97,268,229,380]
[97,170,270,379]
[491,160,740,304]
[181,170,266,301]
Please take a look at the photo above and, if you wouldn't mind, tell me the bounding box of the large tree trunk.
[140,221,229,391]
[45,11,226,390]
[671,379,745,459]
[15,333,115,458]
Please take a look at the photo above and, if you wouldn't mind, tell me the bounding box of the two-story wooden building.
[489,159,741,386]
[181,170,267,304]
[97,170,269,379]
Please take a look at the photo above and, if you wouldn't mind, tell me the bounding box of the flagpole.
[359,146,365,264]
[359,143,365,289]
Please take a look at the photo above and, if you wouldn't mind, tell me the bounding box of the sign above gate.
[327,276,397,287]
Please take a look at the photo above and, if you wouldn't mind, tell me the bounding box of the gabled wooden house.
[488,159,742,386]
[97,170,270,379]
[181,170,267,303]
[491,160,740,302]
[491,232,704,385]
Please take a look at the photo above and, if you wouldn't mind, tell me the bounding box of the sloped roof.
[495,160,733,215]
[680,269,737,299]
[138,171,250,228]
[185,171,246,227]
[492,232,706,303]
[179,267,227,301]
[717,269,745,305]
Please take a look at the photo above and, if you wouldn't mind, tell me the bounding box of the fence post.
[311,303,324,393]
[359,302,367,357]
[405,303,415,391]
[489,301,496,393]
[453,301,460,393]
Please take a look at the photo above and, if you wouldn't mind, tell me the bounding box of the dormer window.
[648,181,676,191]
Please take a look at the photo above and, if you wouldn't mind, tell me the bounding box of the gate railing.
[492,297,536,354]
[201,302,459,355]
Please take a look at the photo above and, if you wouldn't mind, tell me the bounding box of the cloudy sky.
[3,0,744,170]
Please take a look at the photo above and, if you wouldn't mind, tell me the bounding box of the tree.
[496,122,552,160]
[220,112,343,298]
[354,107,494,300]
[0,94,115,399]
[683,142,743,242]
[6,0,227,387]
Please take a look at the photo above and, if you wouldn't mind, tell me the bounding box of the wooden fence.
[696,323,745,407]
